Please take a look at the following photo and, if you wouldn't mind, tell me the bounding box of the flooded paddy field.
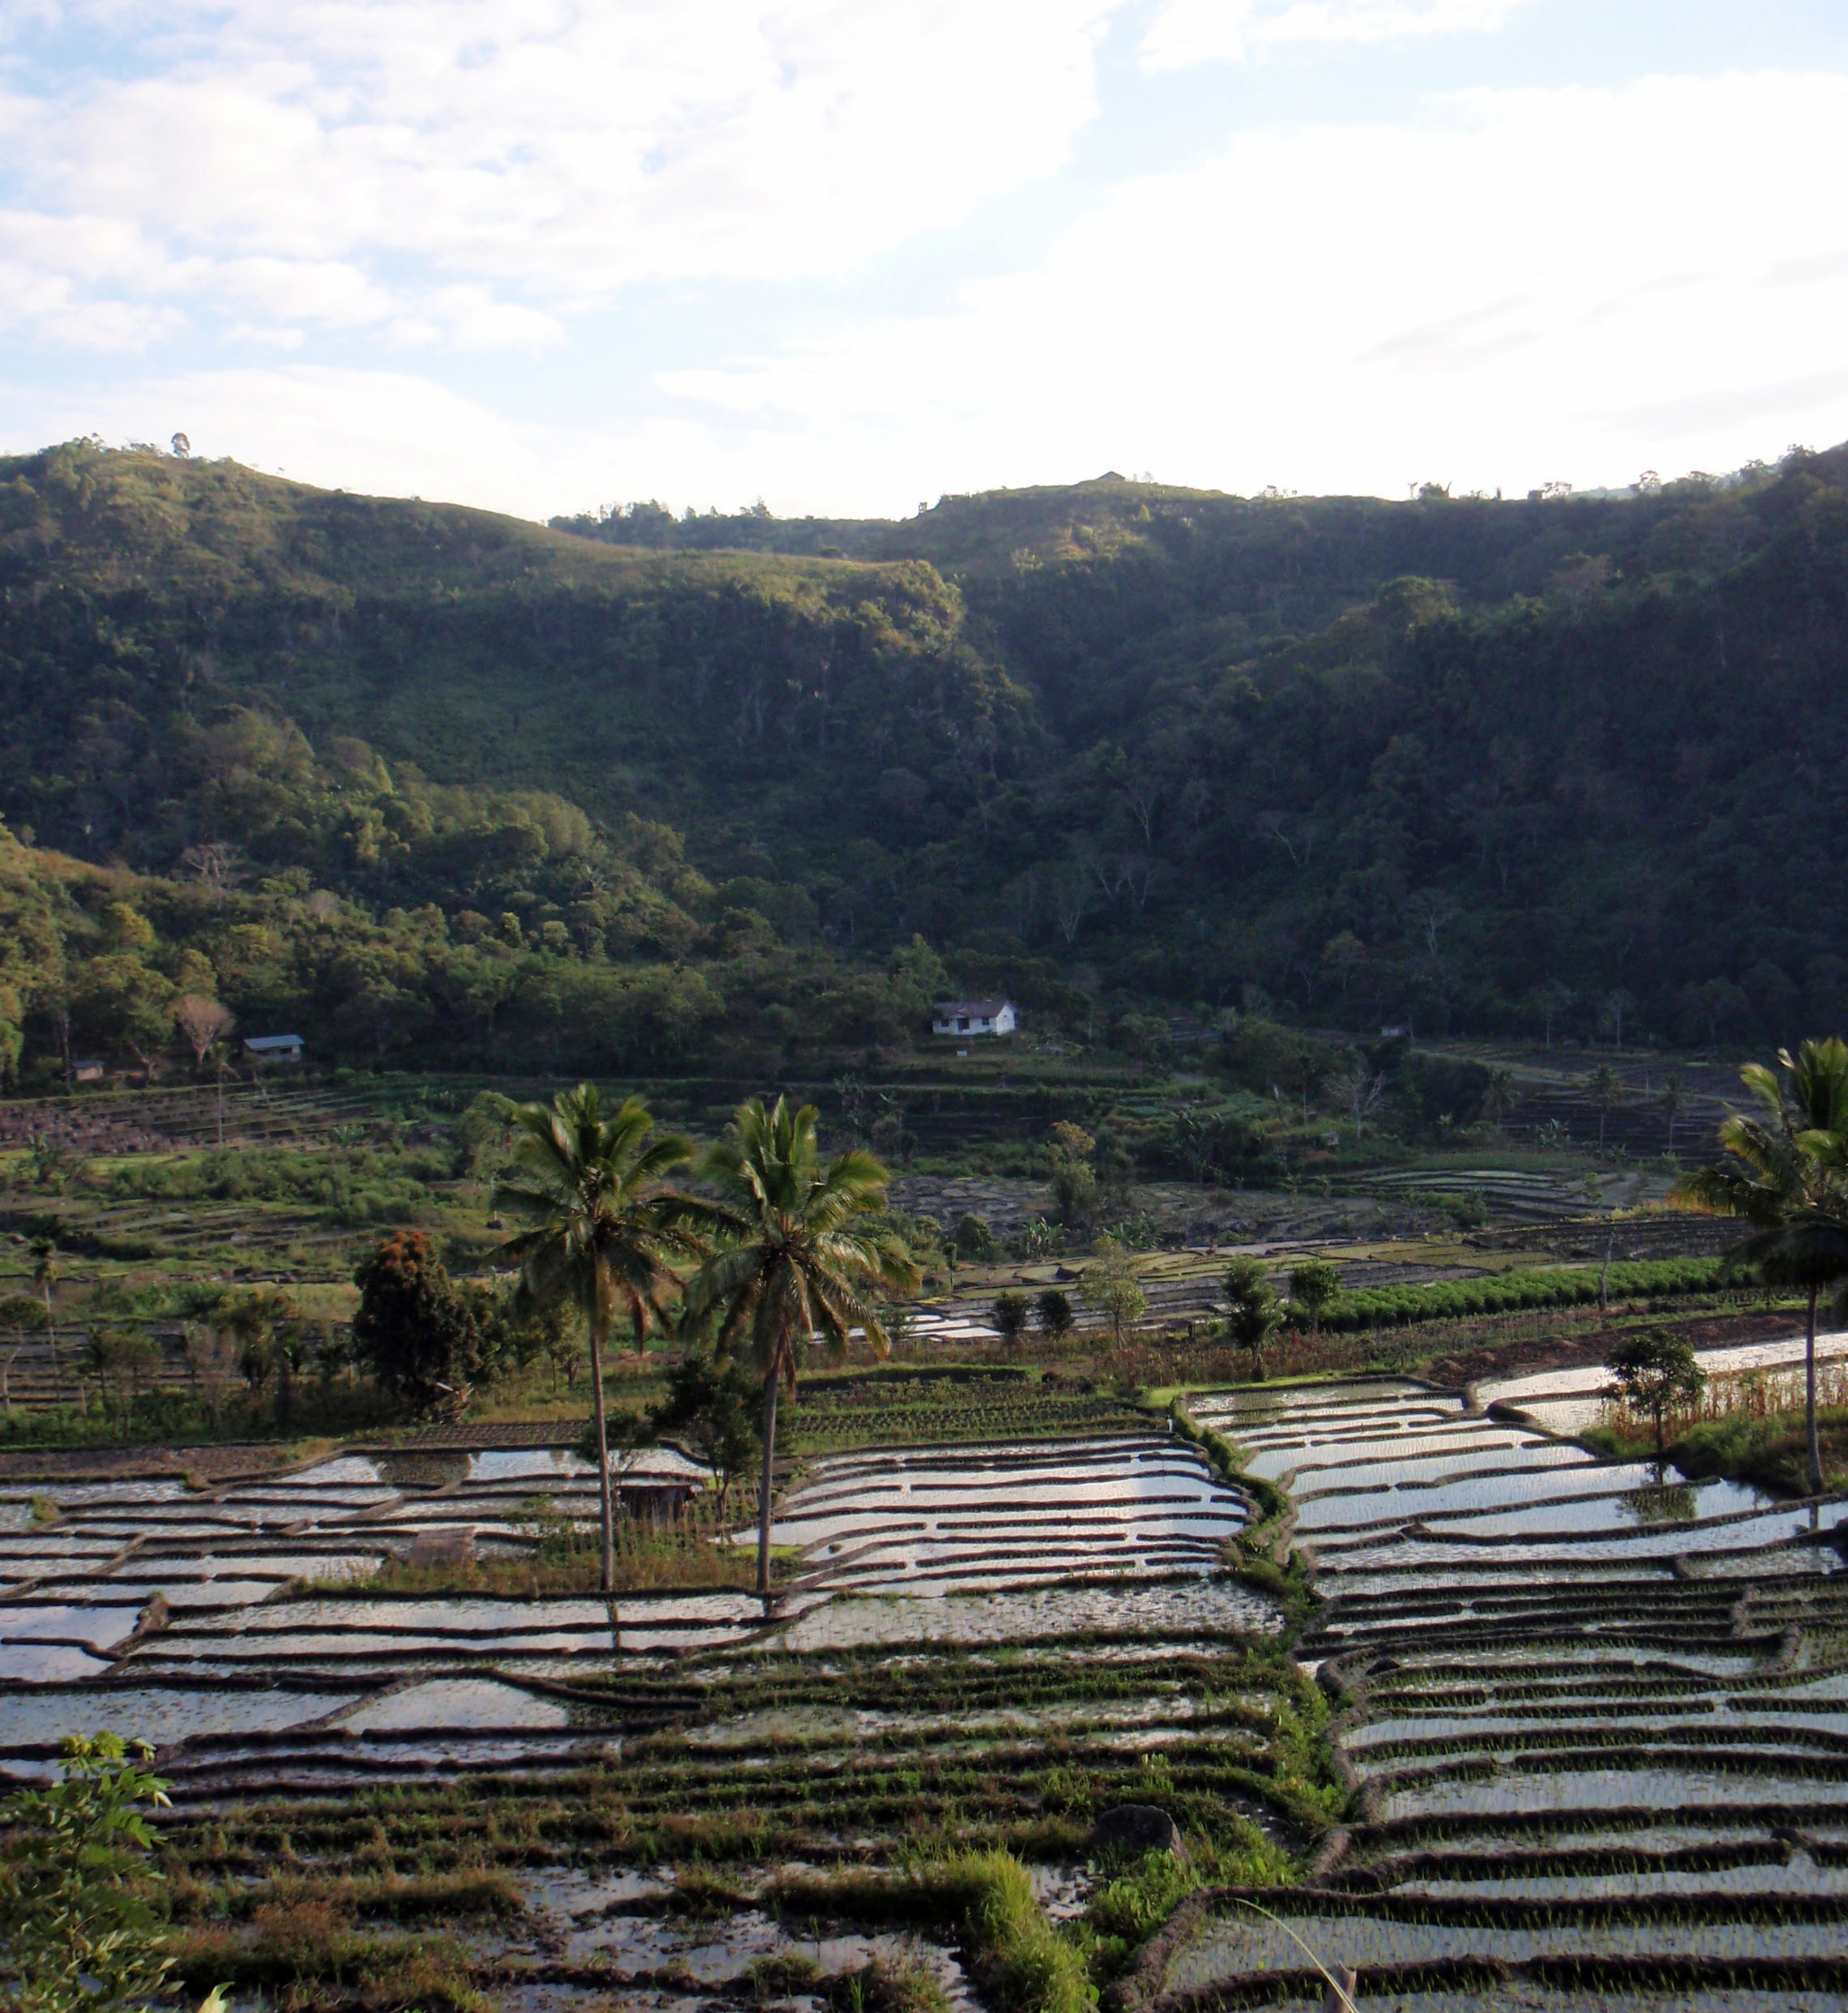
[0,1426,1312,2010]
[1133,1346,1848,2011]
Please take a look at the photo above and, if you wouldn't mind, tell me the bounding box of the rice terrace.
[6,1030,1848,2013]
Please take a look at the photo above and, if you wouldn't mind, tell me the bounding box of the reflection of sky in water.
[0,1685,353,1756]
[1173,1908,1848,1981]
[337,1678,568,1731]
[773,1434,1244,1593]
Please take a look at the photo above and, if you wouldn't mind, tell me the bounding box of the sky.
[2,1,1846,522]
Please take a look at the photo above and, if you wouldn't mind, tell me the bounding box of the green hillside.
[3,436,1848,1083]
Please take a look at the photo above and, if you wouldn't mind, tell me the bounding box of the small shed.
[244,1033,305,1066]
[71,1059,106,1083]
[932,999,1017,1038]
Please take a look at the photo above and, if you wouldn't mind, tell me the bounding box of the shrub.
[954,1213,999,1261]
[1035,1289,1074,1340]
[0,1733,175,2013]
[992,1291,1029,1345]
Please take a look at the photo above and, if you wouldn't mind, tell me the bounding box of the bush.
[954,1212,999,1261]
[0,1733,175,2013]
[992,1290,1029,1345]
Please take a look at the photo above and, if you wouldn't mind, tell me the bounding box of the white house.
[932,998,1017,1038]
[244,1033,305,1066]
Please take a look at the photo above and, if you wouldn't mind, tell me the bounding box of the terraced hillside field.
[0,1429,1324,2009]
[1128,1344,1848,2013]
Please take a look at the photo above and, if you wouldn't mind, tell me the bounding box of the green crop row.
[1319,1258,1739,1331]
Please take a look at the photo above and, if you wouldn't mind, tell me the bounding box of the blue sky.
[2,0,1846,519]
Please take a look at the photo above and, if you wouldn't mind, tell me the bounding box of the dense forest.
[2,437,1846,1082]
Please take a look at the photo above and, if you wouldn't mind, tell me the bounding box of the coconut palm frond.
[490,1083,712,1593]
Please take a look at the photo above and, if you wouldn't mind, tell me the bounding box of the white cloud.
[1142,0,1525,71]
[651,71,1848,509]
[0,364,575,515]
[0,1,1124,349]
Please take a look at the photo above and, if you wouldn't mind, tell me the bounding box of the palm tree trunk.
[758,1373,780,1602]
[1807,1283,1824,1495]
[588,1318,616,1594]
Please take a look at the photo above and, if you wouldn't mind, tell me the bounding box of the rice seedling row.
[1140,1360,1848,2008]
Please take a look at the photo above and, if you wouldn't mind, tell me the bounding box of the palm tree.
[495,1085,708,1594]
[683,1096,918,1601]
[1672,1038,1848,1494]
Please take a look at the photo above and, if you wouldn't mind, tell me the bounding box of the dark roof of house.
[244,1033,304,1049]
[933,999,1013,1017]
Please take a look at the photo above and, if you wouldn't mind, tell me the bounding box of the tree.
[172,994,233,1071]
[1535,981,1576,1050]
[1080,1238,1146,1350]
[1405,887,1458,954]
[1605,1332,1705,1466]
[1223,1257,1284,1382]
[1288,1259,1341,1333]
[29,1236,58,1369]
[683,1096,918,1601]
[631,1352,759,1511]
[181,1320,238,1434]
[1481,1066,1517,1130]
[495,1085,707,1596]
[86,1328,159,1434]
[0,1733,175,2013]
[217,1289,297,1429]
[1319,931,1367,999]
[1585,1062,1624,1149]
[0,1293,41,1414]
[1673,1038,1848,1494]
[173,995,236,1147]
[954,1212,999,1262]
[353,1230,486,1418]
[1598,987,1637,1053]
[1045,1122,1099,1224]
[178,841,243,900]
[1660,1070,1688,1155]
[1035,1288,1074,1340]
[1327,1066,1387,1139]
[991,1289,1029,1346]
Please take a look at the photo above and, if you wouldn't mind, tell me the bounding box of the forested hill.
[2,436,1847,1085]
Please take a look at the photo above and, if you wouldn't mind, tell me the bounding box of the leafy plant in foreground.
[0,1733,174,2013]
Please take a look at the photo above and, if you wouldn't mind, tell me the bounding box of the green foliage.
[1044,1124,1099,1226]
[1317,1254,1733,1330]
[351,1228,488,1416]
[1034,1289,1074,1340]
[1080,1239,1146,1348]
[495,1083,707,1591]
[0,1733,175,2013]
[939,1851,1097,2013]
[1604,1331,1706,1460]
[625,1349,759,1504]
[954,1212,999,1261]
[12,442,1848,1082]
[991,1289,1029,1344]
[686,1095,917,1593]
[1222,1257,1285,1379]
[1286,1259,1341,1329]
